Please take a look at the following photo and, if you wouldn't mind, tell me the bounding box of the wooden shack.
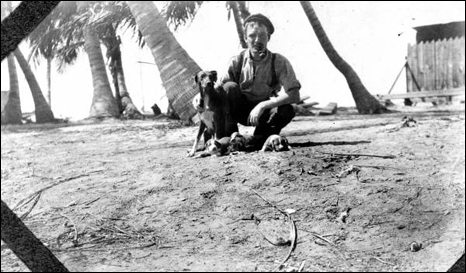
[377,21,464,104]
[406,21,465,94]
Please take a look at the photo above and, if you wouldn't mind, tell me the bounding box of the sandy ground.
[1,104,465,272]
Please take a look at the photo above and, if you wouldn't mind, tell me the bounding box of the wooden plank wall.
[407,37,465,92]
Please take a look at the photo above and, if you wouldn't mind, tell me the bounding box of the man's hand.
[247,88,300,126]
[248,103,265,126]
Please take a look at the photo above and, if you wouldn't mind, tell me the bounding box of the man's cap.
[243,13,274,35]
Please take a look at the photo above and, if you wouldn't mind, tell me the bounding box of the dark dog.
[187,70,227,157]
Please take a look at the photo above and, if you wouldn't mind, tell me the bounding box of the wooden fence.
[407,37,465,92]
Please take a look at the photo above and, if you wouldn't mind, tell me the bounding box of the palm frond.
[27,1,79,66]
[55,41,85,73]
[26,1,145,71]
[85,1,145,48]
[162,1,204,30]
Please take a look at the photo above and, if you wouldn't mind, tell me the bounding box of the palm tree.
[28,1,144,119]
[89,1,145,119]
[76,1,120,119]
[127,1,203,121]
[1,1,22,125]
[1,54,22,125]
[226,1,247,49]
[83,24,120,119]
[102,28,124,113]
[27,1,79,109]
[14,49,55,123]
[236,1,250,19]
[300,1,388,114]
[1,1,55,124]
[27,1,120,119]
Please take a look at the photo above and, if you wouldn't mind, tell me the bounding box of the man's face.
[245,22,269,56]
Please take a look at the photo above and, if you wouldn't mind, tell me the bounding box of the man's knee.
[277,104,295,123]
[222,82,243,123]
[223,82,240,97]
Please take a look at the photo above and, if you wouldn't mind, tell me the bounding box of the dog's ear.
[282,136,289,146]
[194,73,199,83]
[210,71,217,82]
[282,137,290,151]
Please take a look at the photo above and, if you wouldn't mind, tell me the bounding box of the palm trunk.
[116,57,144,119]
[46,57,52,107]
[1,1,22,124]
[110,64,123,112]
[236,1,250,20]
[300,1,388,114]
[14,49,55,123]
[104,31,144,119]
[83,26,120,119]
[229,1,247,49]
[127,1,202,121]
[1,54,22,124]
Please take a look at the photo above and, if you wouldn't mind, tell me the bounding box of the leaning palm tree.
[300,1,388,114]
[1,1,55,124]
[1,53,22,125]
[236,1,250,19]
[226,1,247,48]
[1,1,22,125]
[14,49,55,123]
[127,1,203,121]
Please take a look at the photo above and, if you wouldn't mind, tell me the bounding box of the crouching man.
[217,13,302,149]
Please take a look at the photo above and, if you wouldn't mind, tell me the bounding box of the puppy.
[228,132,246,153]
[261,135,291,152]
[228,132,256,153]
[187,71,227,157]
[194,137,231,158]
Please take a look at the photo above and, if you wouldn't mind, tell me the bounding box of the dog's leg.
[260,142,269,152]
[202,130,213,151]
[188,122,206,157]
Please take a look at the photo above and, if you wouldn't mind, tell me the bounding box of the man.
[218,13,302,148]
